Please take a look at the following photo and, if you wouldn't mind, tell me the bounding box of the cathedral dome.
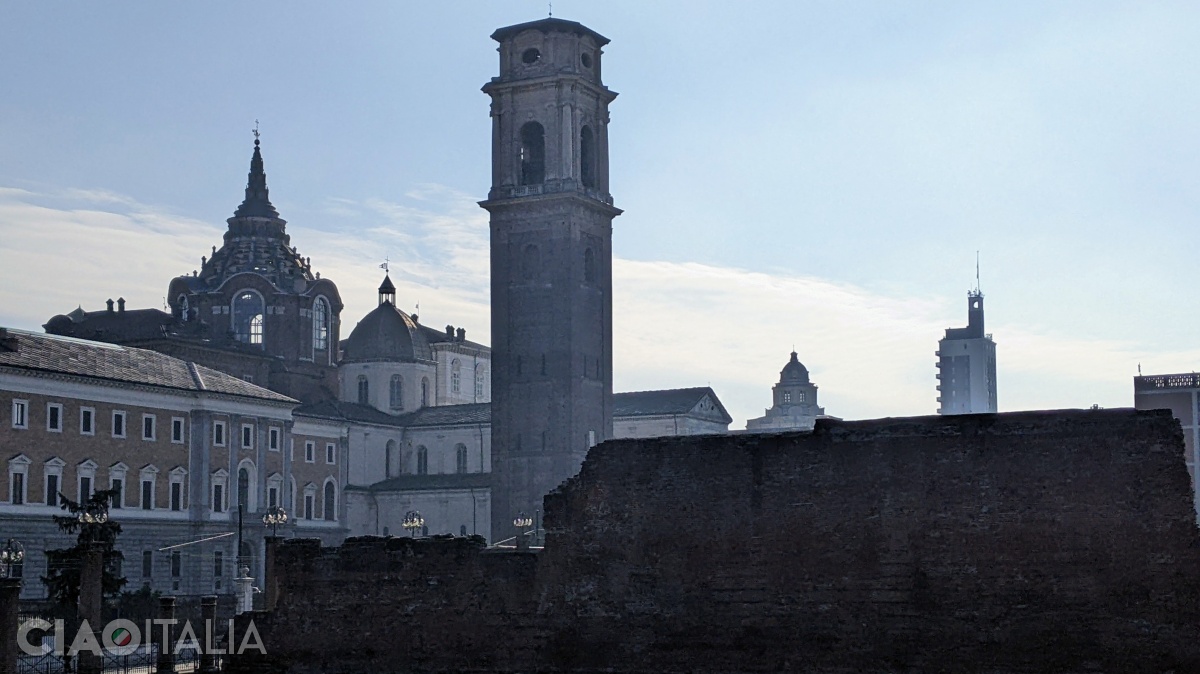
[342,302,432,363]
[779,351,810,384]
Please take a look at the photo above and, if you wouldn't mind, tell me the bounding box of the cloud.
[0,184,1183,427]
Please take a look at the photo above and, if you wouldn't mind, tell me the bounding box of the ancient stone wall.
[233,409,1200,673]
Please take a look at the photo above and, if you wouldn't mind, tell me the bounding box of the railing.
[1135,373,1200,392]
[489,179,614,206]
[16,648,220,674]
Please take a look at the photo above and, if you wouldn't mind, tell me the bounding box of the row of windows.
[7,460,187,511]
[295,440,337,464]
[10,400,187,442]
[517,121,598,189]
[212,420,282,451]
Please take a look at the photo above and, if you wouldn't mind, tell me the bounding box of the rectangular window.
[305,442,315,463]
[11,400,27,429]
[80,408,94,435]
[45,474,59,506]
[79,476,92,502]
[213,421,226,446]
[326,443,336,465]
[171,417,185,444]
[212,484,224,513]
[268,486,278,509]
[170,551,181,577]
[10,473,24,505]
[170,482,182,511]
[142,415,156,441]
[269,427,280,452]
[142,551,153,578]
[241,424,253,449]
[304,495,314,520]
[214,551,224,577]
[110,478,123,509]
[112,411,126,438]
[47,404,63,432]
[141,479,153,510]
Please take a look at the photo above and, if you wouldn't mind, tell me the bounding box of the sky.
[1,1,1198,428]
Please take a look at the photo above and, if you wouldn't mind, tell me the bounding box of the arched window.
[584,248,595,283]
[522,244,540,281]
[357,376,369,405]
[451,359,461,394]
[178,295,190,322]
[323,480,337,521]
[421,377,429,407]
[580,125,596,188]
[416,446,428,475]
[519,122,545,185]
[389,375,404,410]
[385,439,398,478]
[236,461,255,512]
[232,290,265,346]
[312,297,330,351]
[455,444,468,474]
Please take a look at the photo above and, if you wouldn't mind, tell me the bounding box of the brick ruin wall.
[232,409,1200,673]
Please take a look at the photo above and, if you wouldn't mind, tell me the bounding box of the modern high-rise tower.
[936,290,998,415]
[480,18,620,542]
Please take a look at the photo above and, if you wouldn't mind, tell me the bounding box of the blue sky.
[2,2,1197,426]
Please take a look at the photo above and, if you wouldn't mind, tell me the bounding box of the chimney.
[445,325,454,339]
[456,327,466,342]
[0,329,17,353]
[117,298,126,314]
[106,299,114,313]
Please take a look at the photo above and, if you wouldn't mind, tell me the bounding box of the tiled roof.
[293,400,408,427]
[349,472,492,493]
[395,403,491,427]
[613,387,732,423]
[0,328,296,404]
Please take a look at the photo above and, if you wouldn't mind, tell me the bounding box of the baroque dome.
[342,302,433,363]
[779,351,810,384]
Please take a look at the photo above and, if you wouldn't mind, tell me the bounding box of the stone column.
[77,545,104,674]
[198,596,218,674]
[154,596,175,674]
[263,537,280,612]
[0,578,21,674]
[234,567,253,614]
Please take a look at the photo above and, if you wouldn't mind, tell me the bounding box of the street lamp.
[0,539,23,579]
[78,502,109,543]
[513,512,533,550]
[403,510,424,538]
[262,506,288,536]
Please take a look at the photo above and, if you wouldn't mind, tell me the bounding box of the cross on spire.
[253,119,260,142]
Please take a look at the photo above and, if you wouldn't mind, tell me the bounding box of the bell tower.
[481,17,620,543]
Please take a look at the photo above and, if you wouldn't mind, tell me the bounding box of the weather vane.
[549,2,552,17]
[253,119,260,141]
[379,257,390,274]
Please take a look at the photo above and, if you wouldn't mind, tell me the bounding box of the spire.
[233,125,280,219]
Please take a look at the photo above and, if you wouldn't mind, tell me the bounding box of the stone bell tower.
[481,18,620,543]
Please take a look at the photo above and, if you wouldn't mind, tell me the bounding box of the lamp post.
[262,506,288,537]
[513,512,533,550]
[403,511,424,538]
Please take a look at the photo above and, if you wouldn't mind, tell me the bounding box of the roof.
[44,307,178,343]
[779,351,810,384]
[342,302,433,363]
[613,387,733,424]
[349,472,491,493]
[293,400,409,427]
[491,17,609,46]
[0,328,296,404]
[394,402,491,427]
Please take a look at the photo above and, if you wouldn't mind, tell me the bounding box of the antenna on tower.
[548,2,552,16]
[974,251,981,294]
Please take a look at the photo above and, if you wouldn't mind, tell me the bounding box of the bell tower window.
[519,122,545,185]
[232,290,265,346]
[580,125,596,188]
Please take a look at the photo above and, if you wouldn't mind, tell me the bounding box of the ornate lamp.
[513,512,533,549]
[77,502,109,543]
[402,510,424,538]
[262,505,288,536]
[0,539,23,579]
